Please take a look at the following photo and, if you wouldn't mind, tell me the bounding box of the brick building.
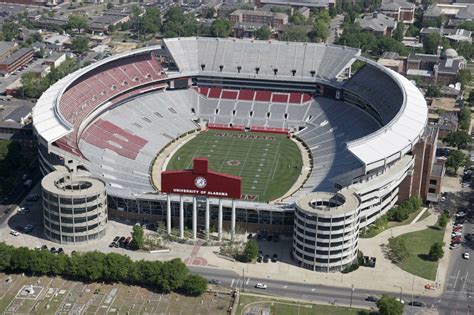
[230,9,288,27]
[399,127,441,202]
[380,0,415,24]
[0,48,34,75]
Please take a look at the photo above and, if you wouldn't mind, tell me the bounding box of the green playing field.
[166,130,303,202]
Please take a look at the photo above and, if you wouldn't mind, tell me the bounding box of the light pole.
[350,284,354,309]
[242,267,245,292]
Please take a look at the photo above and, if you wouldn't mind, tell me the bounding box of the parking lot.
[0,186,194,262]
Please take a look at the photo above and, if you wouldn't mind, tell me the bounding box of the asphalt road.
[190,188,474,314]
[190,264,473,314]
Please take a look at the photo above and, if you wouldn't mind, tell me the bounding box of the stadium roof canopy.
[346,62,427,171]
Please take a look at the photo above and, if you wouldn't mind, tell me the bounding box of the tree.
[406,24,419,37]
[282,25,309,42]
[458,69,472,89]
[136,7,161,36]
[446,150,468,173]
[437,212,449,228]
[240,240,259,262]
[312,20,330,42]
[387,237,409,263]
[377,36,408,55]
[159,259,188,292]
[180,274,208,296]
[468,90,474,105]
[71,36,89,54]
[459,106,471,131]
[106,1,114,9]
[210,18,233,37]
[425,85,441,97]
[162,7,199,38]
[424,33,441,54]
[104,253,132,281]
[290,11,306,25]
[377,294,404,315]
[429,242,444,261]
[443,131,471,150]
[0,243,13,271]
[131,225,145,250]
[0,20,19,41]
[67,14,88,33]
[255,26,272,40]
[393,22,404,41]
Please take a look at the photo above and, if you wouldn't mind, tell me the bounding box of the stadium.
[33,37,427,272]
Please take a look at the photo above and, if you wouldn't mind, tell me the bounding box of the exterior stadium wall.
[33,39,427,273]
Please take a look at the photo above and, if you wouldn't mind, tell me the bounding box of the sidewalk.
[199,210,446,297]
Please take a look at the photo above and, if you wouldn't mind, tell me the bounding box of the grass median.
[236,294,369,315]
[392,226,445,280]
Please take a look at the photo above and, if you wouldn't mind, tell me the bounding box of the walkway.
[198,210,446,297]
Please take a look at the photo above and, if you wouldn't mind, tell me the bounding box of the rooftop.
[381,0,415,11]
[0,41,16,56]
[0,48,33,66]
[355,13,396,32]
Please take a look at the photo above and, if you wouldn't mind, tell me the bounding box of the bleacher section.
[53,53,167,156]
[59,53,165,125]
[164,38,359,80]
[343,64,404,125]
[296,98,380,192]
[197,88,312,131]
[78,89,199,196]
[196,87,312,105]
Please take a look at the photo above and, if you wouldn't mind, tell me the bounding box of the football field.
[166,130,303,202]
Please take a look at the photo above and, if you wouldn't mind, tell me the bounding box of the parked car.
[23,224,34,233]
[366,296,380,302]
[450,244,460,250]
[58,248,64,254]
[462,252,470,259]
[10,230,20,236]
[271,254,278,262]
[263,254,270,263]
[408,301,426,307]
[109,242,115,248]
[41,245,48,250]
[113,236,120,242]
[50,247,58,254]
[208,279,222,285]
[255,283,267,289]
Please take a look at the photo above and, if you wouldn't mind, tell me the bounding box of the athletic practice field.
[166,130,303,202]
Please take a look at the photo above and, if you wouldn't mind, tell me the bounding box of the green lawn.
[360,208,428,238]
[167,130,303,202]
[389,208,426,228]
[236,294,369,315]
[395,227,445,280]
